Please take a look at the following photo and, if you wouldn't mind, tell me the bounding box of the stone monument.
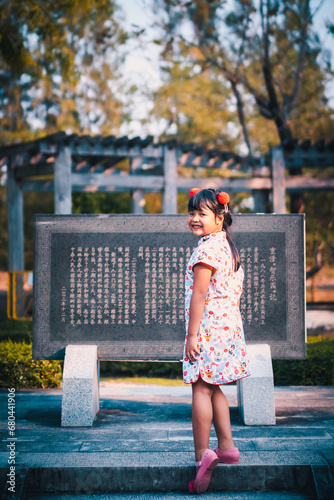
[33,214,305,426]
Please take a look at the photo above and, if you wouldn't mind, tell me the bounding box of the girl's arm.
[185,262,213,361]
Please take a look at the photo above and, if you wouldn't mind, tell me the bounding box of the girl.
[183,188,250,494]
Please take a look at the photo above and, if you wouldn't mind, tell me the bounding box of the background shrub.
[0,340,62,388]
[100,360,182,379]
[0,320,32,343]
[273,337,334,386]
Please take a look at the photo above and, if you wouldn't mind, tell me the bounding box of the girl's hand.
[185,335,200,362]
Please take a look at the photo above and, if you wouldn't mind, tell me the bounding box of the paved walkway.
[0,384,333,499]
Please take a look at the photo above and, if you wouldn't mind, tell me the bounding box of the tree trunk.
[230,80,253,158]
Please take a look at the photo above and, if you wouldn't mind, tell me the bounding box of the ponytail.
[223,212,240,272]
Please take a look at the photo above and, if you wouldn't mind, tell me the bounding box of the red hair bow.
[189,187,201,197]
[217,192,230,205]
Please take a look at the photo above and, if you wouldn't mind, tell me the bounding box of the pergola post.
[130,159,145,214]
[253,190,268,213]
[131,189,145,214]
[272,147,286,214]
[163,146,177,214]
[7,155,24,270]
[54,142,72,214]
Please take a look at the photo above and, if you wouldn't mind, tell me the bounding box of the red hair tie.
[189,187,201,197]
[217,192,230,205]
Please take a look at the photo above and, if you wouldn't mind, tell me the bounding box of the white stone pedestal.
[237,343,276,426]
[61,345,99,427]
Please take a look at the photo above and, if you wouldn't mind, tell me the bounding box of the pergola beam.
[15,163,54,179]
[285,176,334,190]
[176,177,273,192]
[21,175,334,193]
[70,144,163,159]
[71,173,165,189]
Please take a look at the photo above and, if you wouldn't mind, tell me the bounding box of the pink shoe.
[190,448,219,494]
[215,446,240,464]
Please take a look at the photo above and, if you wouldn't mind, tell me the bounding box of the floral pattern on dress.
[183,231,251,385]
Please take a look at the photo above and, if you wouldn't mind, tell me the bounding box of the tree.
[150,0,334,155]
[152,57,239,148]
[0,0,128,145]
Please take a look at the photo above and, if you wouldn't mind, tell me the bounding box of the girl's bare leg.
[212,386,235,451]
[191,377,214,461]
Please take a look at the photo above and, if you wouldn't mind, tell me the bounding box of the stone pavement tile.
[251,438,334,451]
[16,451,195,467]
[232,450,328,466]
[232,427,333,438]
[1,440,85,453]
[79,440,196,452]
[78,438,255,453]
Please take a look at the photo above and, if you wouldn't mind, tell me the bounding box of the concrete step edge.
[0,463,324,498]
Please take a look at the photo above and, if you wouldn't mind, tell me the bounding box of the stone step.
[27,492,314,500]
[1,454,331,499]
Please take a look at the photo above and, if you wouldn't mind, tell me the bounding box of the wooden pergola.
[1,132,333,271]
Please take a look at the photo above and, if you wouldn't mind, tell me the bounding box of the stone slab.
[61,345,99,427]
[237,344,276,425]
[32,214,306,360]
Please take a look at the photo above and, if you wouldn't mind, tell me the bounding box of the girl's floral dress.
[183,231,250,385]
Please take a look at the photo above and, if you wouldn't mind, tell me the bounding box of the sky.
[118,0,334,138]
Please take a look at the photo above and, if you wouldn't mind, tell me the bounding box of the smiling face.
[188,205,223,237]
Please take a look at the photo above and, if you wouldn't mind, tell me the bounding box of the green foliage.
[152,63,238,148]
[303,192,334,268]
[0,0,128,144]
[0,340,62,388]
[100,360,182,379]
[72,192,131,215]
[273,337,334,386]
[0,320,32,343]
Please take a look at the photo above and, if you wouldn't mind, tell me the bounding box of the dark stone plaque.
[33,214,305,361]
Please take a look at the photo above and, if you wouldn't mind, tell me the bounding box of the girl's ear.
[216,214,224,226]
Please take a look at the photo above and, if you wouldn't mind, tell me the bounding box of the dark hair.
[188,188,240,271]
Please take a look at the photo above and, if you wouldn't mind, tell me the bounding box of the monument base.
[61,345,99,427]
[237,344,276,426]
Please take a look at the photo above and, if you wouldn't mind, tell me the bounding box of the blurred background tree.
[150,0,333,154]
[0,0,128,145]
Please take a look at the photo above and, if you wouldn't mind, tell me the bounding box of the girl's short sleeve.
[191,240,220,271]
